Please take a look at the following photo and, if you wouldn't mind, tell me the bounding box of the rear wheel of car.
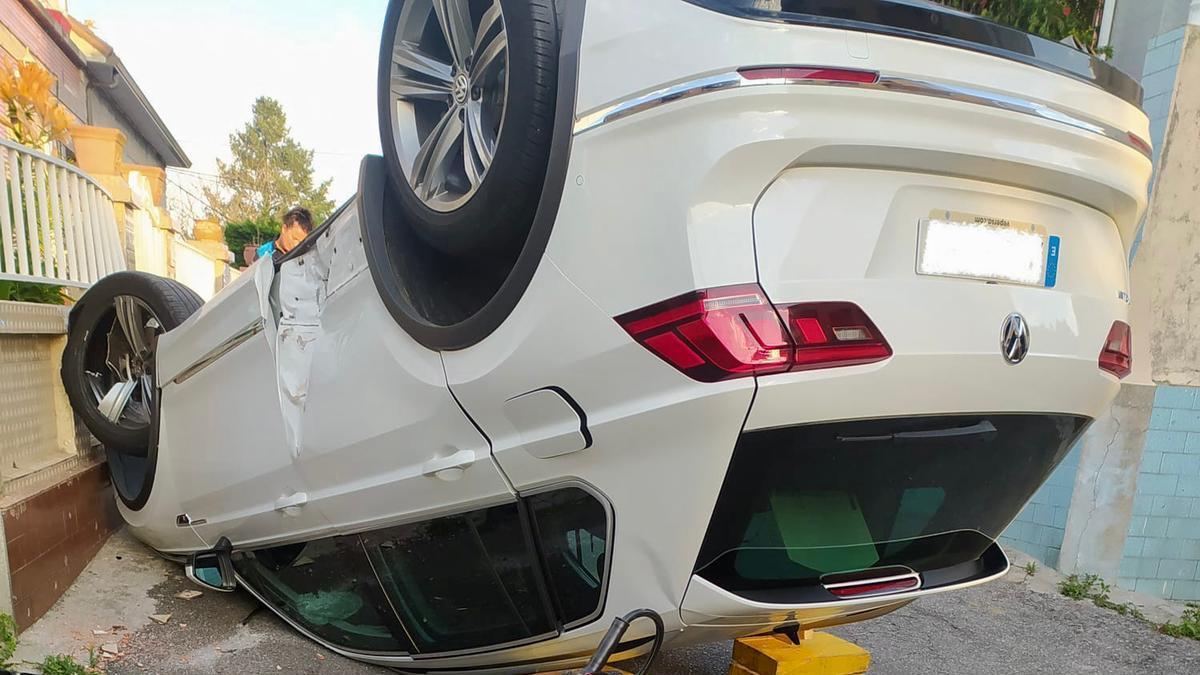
[378,0,558,257]
[61,272,203,504]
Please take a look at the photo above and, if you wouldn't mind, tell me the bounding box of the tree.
[203,96,334,225]
[935,1,1107,54]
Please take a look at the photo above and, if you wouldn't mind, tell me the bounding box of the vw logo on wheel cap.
[1001,313,1030,365]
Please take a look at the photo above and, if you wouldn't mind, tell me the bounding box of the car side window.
[232,538,414,653]
[230,488,612,656]
[362,502,556,654]
[527,487,610,627]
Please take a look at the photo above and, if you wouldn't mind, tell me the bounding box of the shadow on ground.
[14,529,1200,674]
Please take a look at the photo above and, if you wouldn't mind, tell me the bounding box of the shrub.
[223,217,280,267]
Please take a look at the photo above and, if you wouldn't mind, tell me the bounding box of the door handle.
[274,492,308,516]
[422,449,476,481]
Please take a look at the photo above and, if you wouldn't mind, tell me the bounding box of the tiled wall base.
[2,461,122,631]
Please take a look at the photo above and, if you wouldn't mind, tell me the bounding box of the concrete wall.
[999,444,1080,568]
[1117,386,1200,600]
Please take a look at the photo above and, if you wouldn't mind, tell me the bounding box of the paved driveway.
[15,530,1200,674]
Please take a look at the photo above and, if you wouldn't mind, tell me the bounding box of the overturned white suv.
[62,0,1150,672]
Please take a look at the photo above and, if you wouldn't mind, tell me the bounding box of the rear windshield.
[683,0,1141,106]
[695,414,1089,597]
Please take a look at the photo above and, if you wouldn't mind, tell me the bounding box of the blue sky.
[68,0,389,213]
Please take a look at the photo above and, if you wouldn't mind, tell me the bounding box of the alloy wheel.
[387,0,508,212]
[84,295,162,430]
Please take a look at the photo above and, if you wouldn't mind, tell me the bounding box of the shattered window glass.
[233,537,413,653]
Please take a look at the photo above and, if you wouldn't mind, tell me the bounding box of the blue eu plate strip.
[1044,235,1060,288]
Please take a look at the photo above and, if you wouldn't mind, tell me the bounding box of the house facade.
[0,0,232,631]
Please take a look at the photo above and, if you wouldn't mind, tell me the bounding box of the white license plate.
[917,211,1057,287]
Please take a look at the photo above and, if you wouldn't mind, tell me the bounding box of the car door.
[155,258,330,548]
[284,209,513,533]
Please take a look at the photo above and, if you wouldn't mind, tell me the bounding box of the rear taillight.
[616,285,791,383]
[616,284,891,382]
[824,572,921,599]
[777,302,893,371]
[1099,321,1132,379]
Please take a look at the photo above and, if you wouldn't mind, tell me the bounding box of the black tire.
[378,0,559,257]
[62,272,203,452]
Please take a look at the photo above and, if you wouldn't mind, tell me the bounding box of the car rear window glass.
[232,538,414,653]
[362,502,556,654]
[695,414,1088,595]
[527,487,610,627]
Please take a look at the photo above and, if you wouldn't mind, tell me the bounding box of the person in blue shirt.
[252,207,313,264]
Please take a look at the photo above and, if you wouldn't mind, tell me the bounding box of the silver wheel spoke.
[86,372,106,404]
[114,296,148,359]
[392,72,453,102]
[140,374,154,408]
[392,43,454,84]
[411,109,464,199]
[463,115,483,187]
[474,1,502,55]
[471,24,506,78]
[98,379,138,423]
[433,0,475,68]
[464,105,493,184]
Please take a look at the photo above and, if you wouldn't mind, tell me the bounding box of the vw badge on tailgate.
[1001,313,1030,365]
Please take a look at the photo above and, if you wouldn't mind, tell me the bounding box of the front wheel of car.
[378,0,559,257]
[62,272,203,453]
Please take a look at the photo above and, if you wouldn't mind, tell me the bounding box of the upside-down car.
[62,0,1150,672]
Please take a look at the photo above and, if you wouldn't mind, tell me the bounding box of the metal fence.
[0,137,126,288]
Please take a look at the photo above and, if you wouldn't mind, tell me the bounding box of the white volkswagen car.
[62,0,1149,672]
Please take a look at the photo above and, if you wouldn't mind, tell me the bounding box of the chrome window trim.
[573,69,1151,160]
[170,318,265,385]
[518,478,616,633]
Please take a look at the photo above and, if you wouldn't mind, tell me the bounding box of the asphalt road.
[15,530,1200,674]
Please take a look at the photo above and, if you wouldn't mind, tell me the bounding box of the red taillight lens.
[1127,132,1152,157]
[616,284,792,382]
[825,575,920,598]
[1099,321,1132,379]
[779,302,892,371]
[738,66,880,84]
[617,286,892,382]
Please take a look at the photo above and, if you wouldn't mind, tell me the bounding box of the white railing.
[0,137,126,288]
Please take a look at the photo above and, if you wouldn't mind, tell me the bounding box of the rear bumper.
[681,543,1009,628]
[681,413,1087,627]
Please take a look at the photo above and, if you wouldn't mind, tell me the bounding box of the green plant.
[1023,561,1038,577]
[222,216,281,267]
[1094,596,1147,621]
[0,280,67,304]
[1059,573,1102,599]
[1160,603,1200,640]
[0,613,16,667]
[935,1,1107,54]
[39,653,90,675]
[1059,573,1147,621]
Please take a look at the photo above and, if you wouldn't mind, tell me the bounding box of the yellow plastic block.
[729,633,871,675]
